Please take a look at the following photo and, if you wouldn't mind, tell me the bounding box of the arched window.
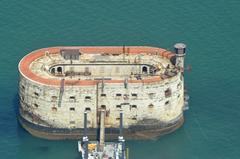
[70,107,75,111]
[165,88,172,98]
[132,117,137,120]
[34,103,39,108]
[52,107,57,112]
[165,101,170,105]
[101,105,106,109]
[57,67,62,74]
[131,105,137,109]
[51,68,55,74]
[85,96,91,100]
[69,96,76,102]
[142,66,148,74]
[51,96,57,102]
[148,104,154,108]
[85,107,91,112]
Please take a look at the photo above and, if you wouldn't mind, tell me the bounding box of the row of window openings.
[22,95,176,105]
[33,93,137,98]
[69,116,137,125]
[24,84,178,94]
[25,83,180,99]
[116,117,137,121]
[116,105,137,109]
[33,103,91,112]
[34,91,170,99]
[34,101,169,110]
[52,107,91,112]
[50,96,91,102]
[33,91,137,97]
[69,93,138,99]
[51,94,138,102]
[34,102,167,108]
[69,90,171,101]
[115,102,169,109]
[148,89,172,99]
[32,89,172,102]
[69,107,91,111]
[52,65,150,75]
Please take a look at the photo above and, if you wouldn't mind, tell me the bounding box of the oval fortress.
[18,45,187,140]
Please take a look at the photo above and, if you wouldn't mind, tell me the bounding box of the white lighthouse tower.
[174,43,186,72]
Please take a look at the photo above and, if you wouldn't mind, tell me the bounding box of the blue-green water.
[0,0,240,158]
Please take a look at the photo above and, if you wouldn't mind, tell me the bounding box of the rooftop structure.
[19,46,176,85]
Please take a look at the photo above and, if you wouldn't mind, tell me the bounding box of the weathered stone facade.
[18,46,186,140]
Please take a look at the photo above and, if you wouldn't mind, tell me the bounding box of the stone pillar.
[99,109,105,151]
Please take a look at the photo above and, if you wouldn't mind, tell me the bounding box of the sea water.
[0,0,240,158]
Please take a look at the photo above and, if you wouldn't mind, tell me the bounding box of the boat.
[78,110,127,159]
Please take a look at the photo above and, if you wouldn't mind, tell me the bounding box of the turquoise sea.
[0,0,240,159]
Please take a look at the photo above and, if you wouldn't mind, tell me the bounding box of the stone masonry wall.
[19,72,184,129]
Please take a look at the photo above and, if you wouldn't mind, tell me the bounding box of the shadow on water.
[12,93,28,138]
[12,94,48,151]
[12,93,19,115]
